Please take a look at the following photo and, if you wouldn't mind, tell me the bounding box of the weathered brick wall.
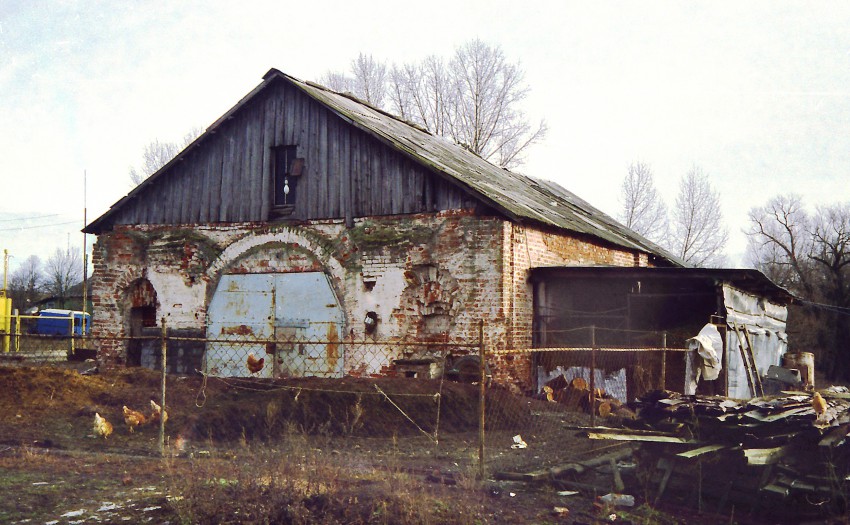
[90,212,506,373]
[491,223,650,392]
[91,212,655,388]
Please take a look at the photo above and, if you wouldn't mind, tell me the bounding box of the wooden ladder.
[731,322,763,398]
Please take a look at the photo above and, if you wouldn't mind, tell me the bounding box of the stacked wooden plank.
[592,388,850,520]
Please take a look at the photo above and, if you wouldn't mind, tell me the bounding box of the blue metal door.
[205,272,344,377]
[272,272,345,377]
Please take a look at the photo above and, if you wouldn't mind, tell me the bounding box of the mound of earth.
[0,366,534,449]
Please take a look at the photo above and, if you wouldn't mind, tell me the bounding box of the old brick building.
[84,69,683,387]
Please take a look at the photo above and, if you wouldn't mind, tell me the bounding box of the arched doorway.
[125,279,158,366]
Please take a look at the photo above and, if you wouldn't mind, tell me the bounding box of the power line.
[796,299,850,316]
[0,213,64,223]
[0,220,79,232]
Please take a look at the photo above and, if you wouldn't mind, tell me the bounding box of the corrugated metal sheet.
[84,69,683,266]
[723,284,788,400]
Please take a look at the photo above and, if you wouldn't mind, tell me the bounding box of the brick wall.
[491,223,651,391]
[90,212,506,373]
[91,213,653,388]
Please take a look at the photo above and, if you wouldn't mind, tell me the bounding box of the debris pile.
[589,388,850,520]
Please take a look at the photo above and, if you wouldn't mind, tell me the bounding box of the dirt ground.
[0,365,824,524]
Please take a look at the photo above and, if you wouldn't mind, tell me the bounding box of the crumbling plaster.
[92,212,508,367]
[92,211,647,388]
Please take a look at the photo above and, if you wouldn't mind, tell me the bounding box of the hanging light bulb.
[283,177,290,203]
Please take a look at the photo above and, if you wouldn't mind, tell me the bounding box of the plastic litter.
[598,493,635,507]
[510,435,528,449]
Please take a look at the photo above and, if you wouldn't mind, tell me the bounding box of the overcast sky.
[1,0,849,274]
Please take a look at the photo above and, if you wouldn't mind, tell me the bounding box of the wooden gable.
[90,77,480,232]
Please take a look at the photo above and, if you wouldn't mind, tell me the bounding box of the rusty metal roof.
[85,69,685,266]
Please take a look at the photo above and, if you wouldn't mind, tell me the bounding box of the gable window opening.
[272,145,304,218]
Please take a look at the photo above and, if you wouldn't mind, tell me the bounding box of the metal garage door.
[205,272,344,378]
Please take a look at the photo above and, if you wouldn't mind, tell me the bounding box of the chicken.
[246,353,265,374]
[543,385,556,403]
[813,391,828,423]
[149,400,168,424]
[93,412,113,439]
[123,405,147,433]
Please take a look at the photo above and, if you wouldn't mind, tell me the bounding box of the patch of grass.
[165,442,486,525]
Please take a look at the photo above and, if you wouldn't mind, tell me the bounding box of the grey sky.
[1,0,848,272]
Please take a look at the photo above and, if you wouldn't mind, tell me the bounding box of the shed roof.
[528,266,795,304]
[85,69,685,267]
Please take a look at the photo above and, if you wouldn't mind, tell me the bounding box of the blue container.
[34,309,91,336]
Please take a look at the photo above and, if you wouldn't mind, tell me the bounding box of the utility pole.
[1,250,9,353]
[82,170,88,316]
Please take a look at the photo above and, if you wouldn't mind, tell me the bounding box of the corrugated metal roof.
[85,68,685,266]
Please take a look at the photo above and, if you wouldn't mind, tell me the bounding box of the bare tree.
[8,255,43,312]
[388,57,452,135]
[322,40,546,169]
[319,71,352,94]
[618,162,668,244]
[350,53,387,107]
[446,39,546,168]
[128,127,203,186]
[669,166,729,267]
[44,247,82,308]
[746,194,815,293]
[320,54,387,107]
[747,196,850,380]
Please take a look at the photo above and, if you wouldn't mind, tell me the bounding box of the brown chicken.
[123,405,147,433]
[246,353,265,374]
[543,385,555,403]
[813,392,827,422]
[93,412,113,439]
[149,400,168,424]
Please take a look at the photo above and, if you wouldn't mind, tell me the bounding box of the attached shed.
[84,69,683,388]
[530,267,794,399]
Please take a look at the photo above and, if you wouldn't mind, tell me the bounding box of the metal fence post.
[159,317,167,457]
[590,325,596,428]
[69,312,75,357]
[478,320,485,480]
[661,331,668,390]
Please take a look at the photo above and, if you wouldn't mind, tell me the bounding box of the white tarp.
[684,323,723,394]
[688,323,723,381]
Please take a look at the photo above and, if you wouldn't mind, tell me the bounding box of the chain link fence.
[1,318,695,480]
[481,326,691,478]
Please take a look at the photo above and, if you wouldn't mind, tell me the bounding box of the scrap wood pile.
[538,374,635,420]
[586,387,850,519]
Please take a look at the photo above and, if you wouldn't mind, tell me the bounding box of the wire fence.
[0,320,693,479]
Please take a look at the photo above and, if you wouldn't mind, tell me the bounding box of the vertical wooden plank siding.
[301,96,313,220]
[241,112,254,221]
[189,151,202,223]
[250,103,264,220]
[97,78,486,229]
[209,134,222,222]
[178,162,190,223]
[260,95,275,221]
[219,134,233,222]
[233,117,247,222]
[348,130,364,218]
[341,125,352,226]
[318,105,330,217]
